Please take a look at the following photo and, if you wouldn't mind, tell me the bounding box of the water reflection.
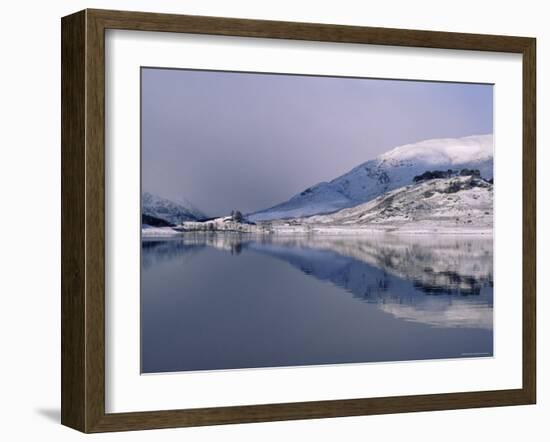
[142,233,493,330]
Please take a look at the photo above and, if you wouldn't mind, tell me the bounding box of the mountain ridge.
[142,192,206,225]
[248,134,493,221]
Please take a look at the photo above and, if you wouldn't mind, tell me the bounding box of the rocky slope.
[302,174,493,232]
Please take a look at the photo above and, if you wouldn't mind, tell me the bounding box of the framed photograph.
[61,9,536,433]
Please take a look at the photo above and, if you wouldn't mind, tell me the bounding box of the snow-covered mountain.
[142,192,206,225]
[248,134,493,221]
[303,174,493,231]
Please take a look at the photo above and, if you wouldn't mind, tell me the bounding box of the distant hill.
[142,192,206,225]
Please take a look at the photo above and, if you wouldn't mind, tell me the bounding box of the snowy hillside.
[304,174,493,232]
[142,192,206,225]
[248,134,493,221]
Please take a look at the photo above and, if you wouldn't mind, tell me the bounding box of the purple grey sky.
[141,68,493,217]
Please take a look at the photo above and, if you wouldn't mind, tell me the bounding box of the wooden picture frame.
[61,8,536,433]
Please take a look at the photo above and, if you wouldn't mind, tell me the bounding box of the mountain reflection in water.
[143,233,493,330]
[141,233,493,373]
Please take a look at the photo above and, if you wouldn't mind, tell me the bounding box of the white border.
[105,30,523,413]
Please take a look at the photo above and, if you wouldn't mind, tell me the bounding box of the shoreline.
[142,224,493,238]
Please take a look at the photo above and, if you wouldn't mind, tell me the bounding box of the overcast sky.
[141,68,493,217]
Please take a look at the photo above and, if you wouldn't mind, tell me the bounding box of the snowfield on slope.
[302,175,493,232]
[248,134,493,221]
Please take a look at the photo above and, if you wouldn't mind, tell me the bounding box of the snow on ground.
[173,217,261,234]
[141,225,180,236]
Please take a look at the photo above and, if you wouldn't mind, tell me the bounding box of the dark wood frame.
[61,8,536,433]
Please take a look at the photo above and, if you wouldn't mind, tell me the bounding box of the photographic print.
[140,68,494,374]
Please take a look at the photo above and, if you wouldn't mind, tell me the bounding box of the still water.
[141,233,493,373]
